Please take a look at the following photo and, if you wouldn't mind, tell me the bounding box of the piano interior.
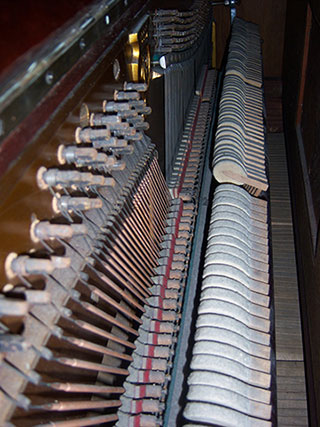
[0,0,318,425]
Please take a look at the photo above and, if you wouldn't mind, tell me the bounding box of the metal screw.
[45,71,54,85]
[79,38,86,50]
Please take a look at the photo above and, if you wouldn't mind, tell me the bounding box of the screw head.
[79,38,86,50]
[45,71,54,85]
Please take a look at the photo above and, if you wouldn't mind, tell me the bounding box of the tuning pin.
[112,126,137,138]
[123,82,148,92]
[36,167,84,189]
[89,113,121,127]
[102,101,138,119]
[37,167,114,190]
[2,285,51,306]
[75,126,111,144]
[102,100,131,113]
[92,137,129,150]
[30,219,88,243]
[23,290,51,305]
[0,297,29,317]
[110,144,135,155]
[52,195,103,214]
[114,90,140,101]
[90,114,131,133]
[5,253,71,280]
[57,145,98,165]
[117,109,139,119]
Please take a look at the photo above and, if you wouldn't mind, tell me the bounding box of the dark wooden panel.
[282,0,308,128]
[301,17,320,223]
[237,0,287,77]
[212,6,231,69]
[213,0,287,77]
[283,121,320,427]
[283,1,320,425]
